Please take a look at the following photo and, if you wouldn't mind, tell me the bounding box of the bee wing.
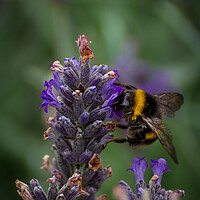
[142,117,178,164]
[154,93,184,118]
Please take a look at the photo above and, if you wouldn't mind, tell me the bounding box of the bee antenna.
[100,101,119,110]
[116,77,123,87]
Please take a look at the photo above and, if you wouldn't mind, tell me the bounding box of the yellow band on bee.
[132,89,146,120]
[145,132,157,140]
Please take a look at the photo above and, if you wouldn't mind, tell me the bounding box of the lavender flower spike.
[150,158,171,184]
[17,35,122,200]
[127,157,148,183]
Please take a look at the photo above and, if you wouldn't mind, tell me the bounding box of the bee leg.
[112,138,128,143]
[102,122,128,149]
[104,121,128,131]
[103,138,128,149]
[115,123,129,129]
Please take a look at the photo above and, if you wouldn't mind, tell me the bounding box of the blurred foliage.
[168,0,200,30]
[0,0,200,199]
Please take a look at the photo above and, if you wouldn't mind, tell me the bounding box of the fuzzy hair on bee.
[108,83,184,164]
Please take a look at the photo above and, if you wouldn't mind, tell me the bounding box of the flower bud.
[83,86,97,104]
[54,121,68,136]
[47,180,58,200]
[73,90,85,118]
[88,95,104,111]
[64,57,79,77]
[82,187,97,200]
[82,168,95,185]
[99,134,114,146]
[89,169,104,184]
[57,97,74,119]
[96,64,108,75]
[84,120,103,137]
[30,179,41,191]
[33,186,47,200]
[87,72,102,87]
[80,59,90,85]
[62,149,77,163]
[73,130,85,158]
[55,154,72,178]
[63,67,79,89]
[60,85,74,102]
[90,64,108,76]
[79,149,93,164]
[58,116,76,137]
[78,111,90,124]
[90,65,99,75]
[87,141,102,154]
[65,187,78,199]
[89,108,106,123]
[94,126,109,138]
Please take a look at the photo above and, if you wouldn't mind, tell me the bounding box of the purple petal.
[49,71,62,93]
[44,80,51,89]
[39,81,61,113]
[102,85,123,118]
[150,158,171,184]
[127,157,148,183]
[108,108,114,118]
[44,103,48,113]
[107,85,123,105]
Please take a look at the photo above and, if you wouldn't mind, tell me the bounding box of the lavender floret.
[39,81,61,113]
[150,158,171,184]
[127,157,148,184]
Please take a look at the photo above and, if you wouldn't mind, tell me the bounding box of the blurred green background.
[0,0,200,199]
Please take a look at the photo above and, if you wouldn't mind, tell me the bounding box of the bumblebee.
[109,84,184,164]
